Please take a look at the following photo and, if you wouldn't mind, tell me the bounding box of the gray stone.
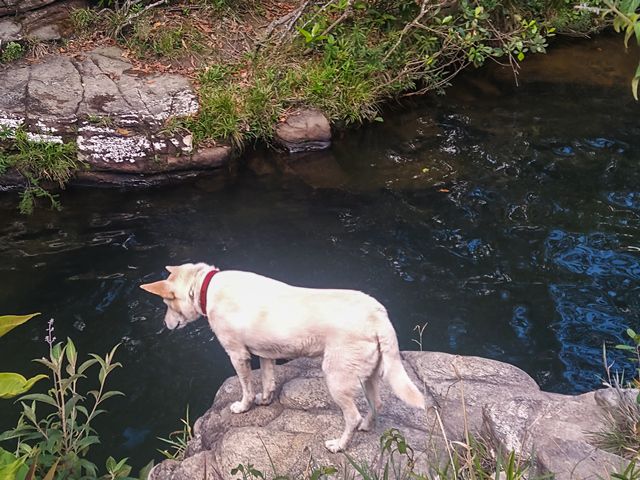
[0,0,58,16]
[275,108,331,152]
[149,351,628,480]
[0,18,20,41]
[594,387,640,409]
[0,46,232,184]
[0,0,86,42]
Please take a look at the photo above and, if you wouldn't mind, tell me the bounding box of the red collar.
[199,268,220,315]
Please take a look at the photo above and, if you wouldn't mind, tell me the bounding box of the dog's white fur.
[141,263,425,452]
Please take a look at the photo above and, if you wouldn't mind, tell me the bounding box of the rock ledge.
[149,351,627,480]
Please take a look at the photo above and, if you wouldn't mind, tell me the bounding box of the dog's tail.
[376,310,425,410]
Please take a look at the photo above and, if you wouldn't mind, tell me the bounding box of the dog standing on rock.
[141,263,425,452]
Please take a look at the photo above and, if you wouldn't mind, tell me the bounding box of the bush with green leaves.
[0,318,153,480]
[174,0,601,149]
[0,42,25,64]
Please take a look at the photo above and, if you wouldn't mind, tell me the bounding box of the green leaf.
[77,358,98,375]
[138,460,154,480]
[65,338,77,367]
[18,393,58,408]
[0,373,48,399]
[100,390,125,402]
[0,448,28,480]
[42,458,59,480]
[0,314,40,338]
[50,343,63,363]
[517,51,525,61]
[75,435,100,452]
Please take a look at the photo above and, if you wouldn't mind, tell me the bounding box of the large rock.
[275,108,331,153]
[0,0,58,16]
[149,352,628,480]
[0,46,231,184]
[0,0,86,42]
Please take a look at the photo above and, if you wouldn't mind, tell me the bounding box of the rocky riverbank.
[0,0,603,205]
[149,351,629,480]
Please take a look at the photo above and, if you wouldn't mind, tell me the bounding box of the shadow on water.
[1,33,639,466]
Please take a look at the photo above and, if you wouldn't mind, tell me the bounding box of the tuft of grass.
[593,334,640,460]
[229,428,546,480]
[0,42,25,64]
[70,7,100,34]
[86,114,115,128]
[126,20,206,59]
[0,127,82,214]
[158,406,193,461]
[591,387,640,459]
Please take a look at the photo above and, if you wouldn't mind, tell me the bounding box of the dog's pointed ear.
[140,280,175,299]
[165,265,178,274]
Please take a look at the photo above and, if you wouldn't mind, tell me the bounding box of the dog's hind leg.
[255,357,276,405]
[322,357,363,453]
[228,351,254,414]
[359,360,382,432]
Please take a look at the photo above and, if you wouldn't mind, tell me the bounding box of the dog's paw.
[255,392,273,406]
[324,439,344,453]
[230,401,250,414]
[358,418,373,432]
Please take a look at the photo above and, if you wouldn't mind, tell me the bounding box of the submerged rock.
[149,351,626,480]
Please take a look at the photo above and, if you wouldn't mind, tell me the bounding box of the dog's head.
[140,263,206,330]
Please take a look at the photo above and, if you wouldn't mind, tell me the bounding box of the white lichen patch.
[153,90,199,122]
[34,121,58,133]
[173,90,199,116]
[77,134,151,163]
[26,132,64,144]
[78,124,116,134]
[153,140,167,151]
[0,115,25,131]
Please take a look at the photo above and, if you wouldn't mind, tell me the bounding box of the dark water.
[1,35,639,467]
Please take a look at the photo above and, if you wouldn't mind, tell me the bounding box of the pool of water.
[1,34,639,467]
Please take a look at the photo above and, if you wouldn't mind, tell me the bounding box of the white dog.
[141,263,425,452]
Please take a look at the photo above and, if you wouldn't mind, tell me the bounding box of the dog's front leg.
[255,357,276,405]
[229,351,254,414]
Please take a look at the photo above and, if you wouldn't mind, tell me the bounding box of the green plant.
[597,0,640,99]
[70,8,99,34]
[616,328,640,387]
[0,313,45,479]
[0,317,136,479]
[0,314,46,400]
[607,459,640,480]
[157,406,193,460]
[228,428,543,480]
[592,332,640,459]
[1,42,25,64]
[0,127,82,214]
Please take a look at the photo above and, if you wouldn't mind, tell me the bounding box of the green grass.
[0,127,82,214]
[69,7,100,34]
[126,21,206,59]
[229,428,547,480]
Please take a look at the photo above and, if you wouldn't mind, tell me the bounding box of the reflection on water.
[1,34,640,465]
